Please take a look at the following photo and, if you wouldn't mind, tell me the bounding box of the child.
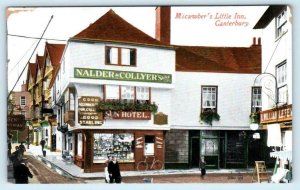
[199,158,206,179]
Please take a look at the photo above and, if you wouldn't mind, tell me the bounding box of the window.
[276,61,288,104]
[105,85,150,102]
[106,46,136,66]
[121,86,134,101]
[201,86,217,111]
[251,87,262,112]
[105,85,120,100]
[77,133,82,157]
[20,96,26,106]
[63,88,75,113]
[276,8,287,38]
[144,136,155,156]
[136,86,150,103]
[93,133,134,162]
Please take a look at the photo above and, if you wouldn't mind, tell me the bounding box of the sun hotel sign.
[74,68,172,84]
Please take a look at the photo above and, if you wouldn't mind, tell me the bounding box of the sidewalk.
[25,144,258,180]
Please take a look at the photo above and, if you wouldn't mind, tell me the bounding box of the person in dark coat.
[13,160,33,184]
[108,156,121,183]
[19,142,26,156]
[40,139,46,151]
[199,157,206,179]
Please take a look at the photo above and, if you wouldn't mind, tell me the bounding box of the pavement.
[19,144,259,180]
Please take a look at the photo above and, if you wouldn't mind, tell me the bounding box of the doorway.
[191,137,200,167]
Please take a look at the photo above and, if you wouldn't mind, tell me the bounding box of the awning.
[270,151,292,161]
[267,124,282,147]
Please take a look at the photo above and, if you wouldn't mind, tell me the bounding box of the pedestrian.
[11,146,22,165]
[19,142,26,156]
[40,139,46,151]
[108,156,121,183]
[199,158,206,179]
[104,157,111,183]
[13,159,33,184]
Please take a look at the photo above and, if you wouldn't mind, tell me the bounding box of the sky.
[7,6,268,92]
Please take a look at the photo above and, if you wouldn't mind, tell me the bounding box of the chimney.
[21,83,27,92]
[257,37,261,45]
[252,37,256,45]
[155,6,171,44]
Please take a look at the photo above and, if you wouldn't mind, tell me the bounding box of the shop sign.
[154,112,168,125]
[78,96,103,126]
[74,68,172,84]
[7,115,26,131]
[155,136,163,149]
[105,111,151,120]
[135,137,144,149]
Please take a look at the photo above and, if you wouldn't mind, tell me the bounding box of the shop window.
[106,46,136,66]
[201,86,218,112]
[201,138,219,155]
[144,136,155,156]
[93,133,134,162]
[251,87,262,112]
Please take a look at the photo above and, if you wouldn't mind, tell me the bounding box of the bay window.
[121,86,134,101]
[106,46,136,66]
[105,85,120,100]
[105,85,150,102]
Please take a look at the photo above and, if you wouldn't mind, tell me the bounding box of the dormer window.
[105,46,136,66]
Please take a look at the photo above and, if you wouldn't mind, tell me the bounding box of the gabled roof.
[45,42,65,67]
[26,63,37,89]
[36,55,45,74]
[253,5,286,29]
[71,9,171,48]
[175,45,261,74]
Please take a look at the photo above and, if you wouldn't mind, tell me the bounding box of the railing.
[260,104,292,124]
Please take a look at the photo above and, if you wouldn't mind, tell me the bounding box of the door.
[191,138,200,167]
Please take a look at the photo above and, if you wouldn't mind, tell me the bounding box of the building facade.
[253,5,292,167]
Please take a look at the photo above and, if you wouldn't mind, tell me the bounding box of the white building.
[254,5,292,170]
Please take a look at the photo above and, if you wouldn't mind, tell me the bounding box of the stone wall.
[165,129,189,163]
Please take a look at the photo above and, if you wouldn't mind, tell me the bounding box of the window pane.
[106,85,119,100]
[130,49,136,66]
[136,86,149,100]
[121,85,134,100]
[121,49,130,65]
[108,47,118,65]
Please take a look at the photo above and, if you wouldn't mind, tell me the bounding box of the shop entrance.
[191,137,200,167]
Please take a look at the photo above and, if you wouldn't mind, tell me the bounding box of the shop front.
[73,129,165,172]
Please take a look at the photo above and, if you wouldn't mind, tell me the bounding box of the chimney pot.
[253,37,256,45]
[258,37,261,45]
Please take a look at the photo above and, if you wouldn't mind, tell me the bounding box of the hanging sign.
[7,115,26,131]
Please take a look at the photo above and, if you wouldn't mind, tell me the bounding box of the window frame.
[201,85,218,112]
[276,60,288,105]
[251,86,262,112]
[105,46,137,67]
[20,96,26,106]
[104,85,151,103]
[275,8,287,38]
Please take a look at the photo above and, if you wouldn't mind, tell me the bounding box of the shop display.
[93,133,134,162]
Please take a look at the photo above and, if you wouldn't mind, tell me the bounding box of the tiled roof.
[37,55,45,72]
[72,9,170,47]
[45,43,65,67]
[175,45,261,74]
[26,63,37,86]
[253,5,286,29]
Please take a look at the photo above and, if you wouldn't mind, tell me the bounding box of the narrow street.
[24,154,84,184]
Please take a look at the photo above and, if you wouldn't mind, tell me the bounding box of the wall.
[171,72,257,129]
[260,6,292,110]
[165,129,189,163]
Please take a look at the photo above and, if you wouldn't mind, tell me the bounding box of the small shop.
[73,129,165,172]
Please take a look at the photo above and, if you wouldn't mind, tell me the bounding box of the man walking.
[108,156,121,183]
[13,159,33,184]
